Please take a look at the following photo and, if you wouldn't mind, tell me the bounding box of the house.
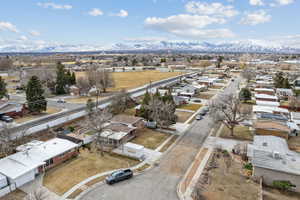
[110,114,144,129]
[0,138,78,196]
[291,112,300,126]
[254,88,275,96]
[256,113,288,122]
[247,136,300,192]
[256,100,280,107]
[253,105,289,115]
[0,101,26,118]
[173,95,188,106]
[100,123,137,148]
[253,120,290,139]
[255,81,273,88]
[294,77,300,90]
[69,85,80,96]
[276,88,294,100]
[255,94,278,102]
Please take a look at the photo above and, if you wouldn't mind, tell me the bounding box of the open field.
[75,71,183,91]
[220,125,253,141]
[176,110,193,123]
[43,149,139,195]
[131,128,170,150]
[178,104,202,112]
[194,151,260,200]
[14,107,62,123]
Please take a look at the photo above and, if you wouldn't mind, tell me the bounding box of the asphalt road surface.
[80,78,241,200]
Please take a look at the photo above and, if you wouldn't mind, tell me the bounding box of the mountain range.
[0,40,299,54]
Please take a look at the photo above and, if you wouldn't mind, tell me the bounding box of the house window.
[46,159,53,166]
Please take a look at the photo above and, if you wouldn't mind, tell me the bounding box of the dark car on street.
[0,115,13,123]
[106,169,133,185]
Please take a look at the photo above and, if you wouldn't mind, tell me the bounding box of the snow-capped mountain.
[0,40,299,53]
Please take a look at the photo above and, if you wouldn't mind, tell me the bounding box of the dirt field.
[75,71,183,91]
[131,128,170,150]
[193,151,260,200]
[43,149,139,195]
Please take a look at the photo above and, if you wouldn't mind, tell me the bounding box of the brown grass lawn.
[176,111,193,123]
[14,107,62,123]
[75,71,183,91]
[211,85,223,89]
[178,104,202,112]
[0,189,27,200]
[123,108,136,116]
[65,96,101,104]
[220,125,253,141]
[288,136,300,153]
[199,152,260,200]
[131,128,170,150]
[43,149,139,195]
[195,92,215,100]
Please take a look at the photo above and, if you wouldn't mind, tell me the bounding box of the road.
[80,78,241,200]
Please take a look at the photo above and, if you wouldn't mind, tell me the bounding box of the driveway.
[79,78,241,200]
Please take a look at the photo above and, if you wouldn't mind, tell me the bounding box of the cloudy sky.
[0,0,299,50]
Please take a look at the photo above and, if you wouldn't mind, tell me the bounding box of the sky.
[0,0,299,51]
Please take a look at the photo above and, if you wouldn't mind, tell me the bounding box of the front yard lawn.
[220,125,253,141]
[43,149,139,195]
[288,136,300,153]
[195,92,215,100]
[178,104,202,112]
[176,110,193,123]
[15,107,62,123]
[0,189,26,200]
[131,128,170,150]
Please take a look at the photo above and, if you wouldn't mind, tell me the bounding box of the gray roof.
[248,136,300,176]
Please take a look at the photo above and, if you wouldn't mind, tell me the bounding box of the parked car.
[195,115,203,120]
[0,115,13,123]
[106,169,133,185]
[57,99,66,103]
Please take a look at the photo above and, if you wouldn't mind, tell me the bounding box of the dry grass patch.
[131,128,170,150]
[43,149,139,195]
[176,110,193,123]
[160,135,179,152]
[195,151,260,200]
[178,104,202,112]
[15,107,61,123]
[67,188,84,199]
[65,96,101,104]
[263,186,300,200]
[288,136,300,153]
[85,176,106,187]
[196,92,215,100]
[123,108,136,116]
[0,189,27,200]
[134,163,151,173]
[220,125,253,141]
[75,71,183,92]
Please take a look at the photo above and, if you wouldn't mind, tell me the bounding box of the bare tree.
[209,93,251,136]
[241,68,256,83]
[25,188,48,200]
[76,77,90,96]
[109,89,132,115]
[0,56,13,71]
[86,108,112,156]
[0,124,14,157]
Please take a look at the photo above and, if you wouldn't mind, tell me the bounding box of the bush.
[244,163,253,170]
[68,126,75,132]
[272,180,296,191]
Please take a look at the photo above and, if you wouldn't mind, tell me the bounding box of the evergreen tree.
[0,76,7,99]
[283,78,291,89]
[86,98,95,114]
[26,76,47,113]
[71,72,76,85]
[55,62,67,94]
[239,88,252,102]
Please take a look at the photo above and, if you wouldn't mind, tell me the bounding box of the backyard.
[131,128,170,150]
[14,107,62,123]
[43,148,139,195]
[176,110,193,123]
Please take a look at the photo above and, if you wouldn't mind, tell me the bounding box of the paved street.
[80,78,240,200]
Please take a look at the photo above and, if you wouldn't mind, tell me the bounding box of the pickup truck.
[106,169,133,185]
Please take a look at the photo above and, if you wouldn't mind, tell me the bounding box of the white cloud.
[19,36,28,41]
[240,10,271,25]
[185,1,239,18]
[145,14,234,39]
[88,8,104,16]
[249,0,264,6]
[275,0,294,5]
[29,30,41,37]
[112,10,129,18]
[0,21,18,32]
[37,2,72,10]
